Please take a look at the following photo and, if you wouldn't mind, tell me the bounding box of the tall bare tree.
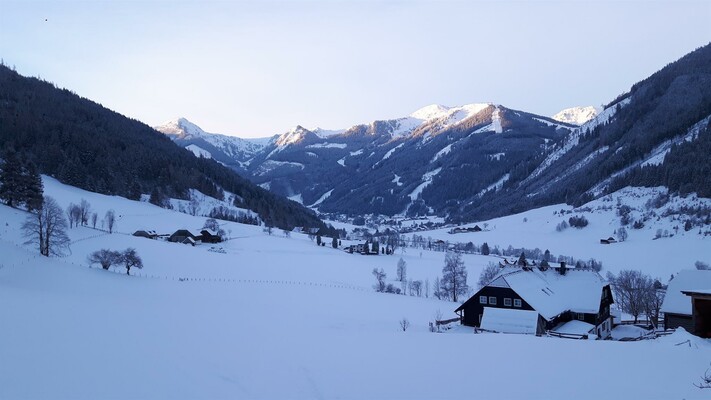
[22,196,70,257]
[78,199,91,226]
[105,209,116,233]
[441,251,468,302]
[396,257,407,282]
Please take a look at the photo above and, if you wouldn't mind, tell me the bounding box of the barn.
[168,229,198,244]
[455,262,614,339]
[199,229,222,243]
[661,270,711,332]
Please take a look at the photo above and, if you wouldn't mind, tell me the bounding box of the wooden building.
[681,290,711,338]
[455,262,614,338]
[133,230,158,240]
[168,229,198,244]
[199,229,222,243]
[662,270,711,332]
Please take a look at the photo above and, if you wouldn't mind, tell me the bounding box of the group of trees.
[606,270,665,327]
[374,251,469,303]
[87,248,143,275]
[0,149,43,211]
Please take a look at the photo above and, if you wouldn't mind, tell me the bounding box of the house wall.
[692,298,711,338]
[458,287,535,327]
[665,313,694,331]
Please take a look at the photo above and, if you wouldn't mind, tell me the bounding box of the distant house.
[169,229,198,244]
[681,290,711,338]
[455,263,614,338]
[600,237,617,244]
[661,270,711,332]
[199,229,222,243]
[133,230,157,239]
[449,225,482,234]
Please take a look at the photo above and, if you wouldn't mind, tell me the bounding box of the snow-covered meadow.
[1,178,710,399]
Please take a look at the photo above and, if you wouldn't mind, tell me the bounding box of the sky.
[1,1,709,138]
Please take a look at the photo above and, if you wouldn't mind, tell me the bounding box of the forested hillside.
[455,43,711,222]
[0,65,327,230]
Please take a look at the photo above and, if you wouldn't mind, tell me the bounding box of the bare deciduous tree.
[399,318,410,332]
[478,261,500,289]
[87,249,121,270]
[396,257,407,282]
[91,212,98,229]
[188,197,199,216]
[607,270,653,324]
[441,251,468,302]
[105,210,116,233]
[372,268,386,292]
[119,248,143,275]
[66,203,81,229]
[79,199,91,226]
[22,196,70,257]
[433,276,443,300]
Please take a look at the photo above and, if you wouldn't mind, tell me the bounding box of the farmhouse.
[600,237,617,244]
[133,230,157,239]
[455,263,614,339]
[168,229,199,244]
[199,229,222,243]
[661,270,711,332]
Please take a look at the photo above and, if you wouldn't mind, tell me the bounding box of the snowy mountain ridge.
[552,106,602,125]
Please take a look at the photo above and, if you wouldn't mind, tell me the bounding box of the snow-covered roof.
[661,270,711,315]
[201,229,218,236]
[551,320,595,336]
[682,289,711,296]
[486,266,607,320]
[480,307,538,335]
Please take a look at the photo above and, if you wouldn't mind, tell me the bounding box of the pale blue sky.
[1,0,709,137]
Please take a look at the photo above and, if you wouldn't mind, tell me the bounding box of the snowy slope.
[156,117,268,163]
[402,186,711,280]
[552,106,602,125]
[1,179,710,399]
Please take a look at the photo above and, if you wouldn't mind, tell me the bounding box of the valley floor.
[1,178,710,399]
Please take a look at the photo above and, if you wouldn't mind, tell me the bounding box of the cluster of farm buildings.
[456,261,711,340]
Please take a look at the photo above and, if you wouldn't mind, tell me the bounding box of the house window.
[577,313,584,320]
[488,296,497,305]
[504,298,512,307]
[514,299,522,307]
[479,296,487,304]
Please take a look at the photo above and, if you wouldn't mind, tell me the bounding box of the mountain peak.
[276,125,315,146]
[409,104,451,120]
[155,117,206,138]
[552,106,601,126]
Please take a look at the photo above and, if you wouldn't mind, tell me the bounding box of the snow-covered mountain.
[241,103,575,216]
[156,118,270,169]
[552,106,601,125]
[159,45,711,223]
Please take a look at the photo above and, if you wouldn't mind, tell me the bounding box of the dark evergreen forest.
[0,65,327,231]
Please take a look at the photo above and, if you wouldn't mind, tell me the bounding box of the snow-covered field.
[1,178,710,399]
[401,187,711,280]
